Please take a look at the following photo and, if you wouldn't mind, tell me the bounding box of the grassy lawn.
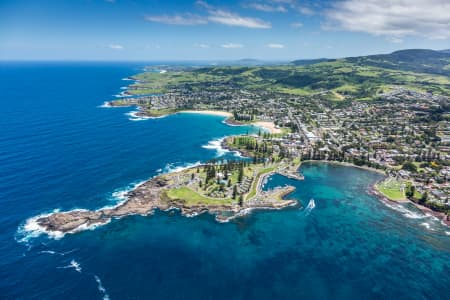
[166,187,232,205]
[375,178,406,201]
[246,166,276,200]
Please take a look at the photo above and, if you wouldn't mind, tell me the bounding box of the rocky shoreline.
[369,185,450,227]
[35,167,297,236]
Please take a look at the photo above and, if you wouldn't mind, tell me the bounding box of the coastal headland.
[35,148,302,235]
[107,98,283,134]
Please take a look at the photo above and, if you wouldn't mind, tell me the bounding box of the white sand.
[180,110,232,117]
[253,121,282,134]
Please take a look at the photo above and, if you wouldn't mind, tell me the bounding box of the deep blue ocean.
[1,62,449,299]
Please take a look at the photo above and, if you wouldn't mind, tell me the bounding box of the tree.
[402,161,417,173]
[232,185,238,199]
[239,194,244,206]
[405,183,415,199]
[419,192,428,204]
[238,166,244,183]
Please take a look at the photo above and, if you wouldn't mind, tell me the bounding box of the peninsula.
[35,140,302,234]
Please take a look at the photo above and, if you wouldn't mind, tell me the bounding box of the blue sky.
[1,0,449,61]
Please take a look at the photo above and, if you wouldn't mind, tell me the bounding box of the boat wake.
[303,199,316,216]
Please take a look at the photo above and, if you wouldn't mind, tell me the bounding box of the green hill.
[345,49,450,76]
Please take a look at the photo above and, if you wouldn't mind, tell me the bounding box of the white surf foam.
[39,250,56,255]
[420,222,436,231]
[202,137,237,157]
[125,110,152,121]
[122,77,133,81]
[98,102,112,108]
[125,110,168,121]
[381,201,427,219]
[94,275,110,300]
[17,210,66,243]
[163,161,202,174]
[58,259,82,273]
[445,231,450,236]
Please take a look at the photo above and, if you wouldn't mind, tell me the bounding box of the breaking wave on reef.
[125,110,168,121]
[381,201,427,220]
[17,180,147,241]
[163,161,202,173]
[202,137,241,157]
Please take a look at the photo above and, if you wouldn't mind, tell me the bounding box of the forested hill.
[291,49,450,76]
[344,49,450,76]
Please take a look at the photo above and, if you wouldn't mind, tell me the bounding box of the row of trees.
[232,136,272,155]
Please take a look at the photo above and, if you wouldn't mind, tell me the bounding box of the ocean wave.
[39,248,78,256]
[98,102,112,108]
[163,161,202,173]
[125,111,152,121]
[18,210,114,241]
[17,180,147,241]
[381,201,427,219]
[39,250,56,255]
[202,137,236,157]
[58,259,82,273]
[16,210,66,243]
[420,222,435,231]
[125,110,167,121]
[108,180,146,205]
[445,231,450,236]
[94,275,110,300]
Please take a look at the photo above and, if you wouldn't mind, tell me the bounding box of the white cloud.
[208,9,271,28]
[195,43,211,48]
[387,37,403,44]
[145,14,207,25]
[197,1,271,28]
[291,22,303,28]
[325,0,450,39]
[109,44,123,50]
[267,43,285,48]
[146,2,271,29]
[298,6,315,15]
[221,43,244,48]
[246,3,287,13]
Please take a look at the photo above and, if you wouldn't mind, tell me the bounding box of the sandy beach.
[180,110,233,117]
[252,121,282,134]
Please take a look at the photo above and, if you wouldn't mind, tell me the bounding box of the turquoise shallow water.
[1,63,449,299]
